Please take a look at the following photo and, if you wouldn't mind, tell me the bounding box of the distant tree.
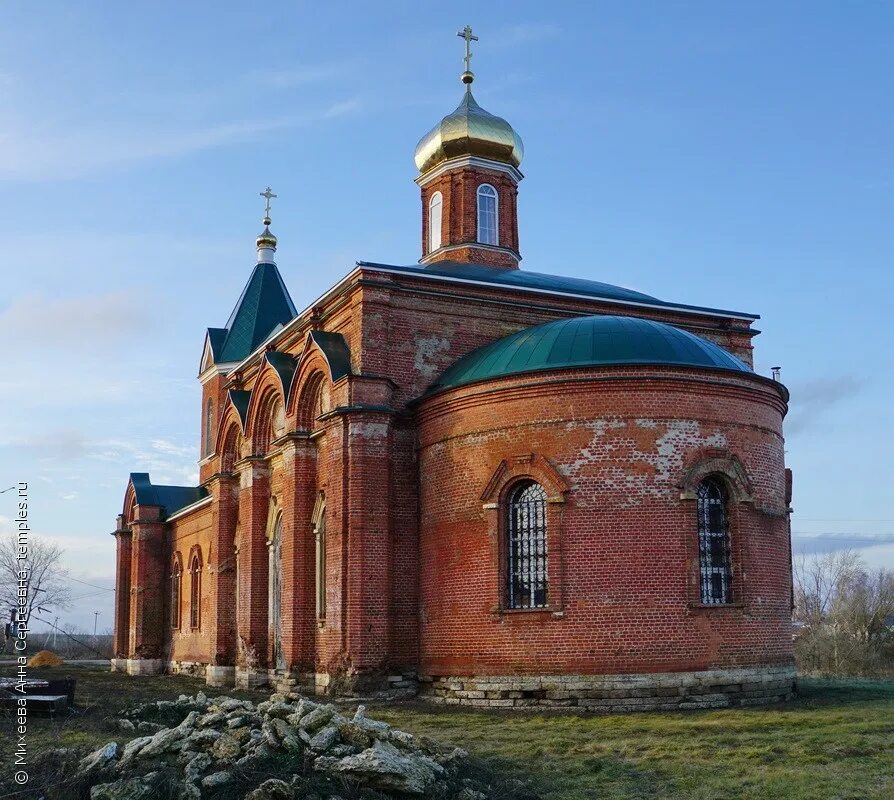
[0,533,73,649]
[794,550,894,676]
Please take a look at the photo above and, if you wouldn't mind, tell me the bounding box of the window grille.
[189,554,201,629]
[507,481,548,609]
[171,557,181,629]
[697,478,732,604]
[477,184,498,245]
[312,492,326,620]
[204,399,213,456]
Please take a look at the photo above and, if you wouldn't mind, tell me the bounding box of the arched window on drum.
[506,481,548,609]
[696,478,733,604]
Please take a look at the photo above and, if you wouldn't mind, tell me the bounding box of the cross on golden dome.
[260,186,277,225]
[457,24,478,84]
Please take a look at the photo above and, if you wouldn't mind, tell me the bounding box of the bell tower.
[414,26,524,270]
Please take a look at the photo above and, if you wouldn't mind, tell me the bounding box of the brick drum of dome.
[416,362,795,709]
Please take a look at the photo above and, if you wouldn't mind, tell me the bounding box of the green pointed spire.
[217,262,297,363]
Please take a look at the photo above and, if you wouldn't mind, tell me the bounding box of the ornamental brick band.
[421,665,796,711]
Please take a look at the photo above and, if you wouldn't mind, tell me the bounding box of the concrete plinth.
[235,667,269,689]
[206,666,236,687]
[126,658,164,676]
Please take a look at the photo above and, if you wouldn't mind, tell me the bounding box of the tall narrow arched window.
[477,184,498,245]
[204,398,213,456]
[506,481,548,609]
[189,551,201,629]
[428,191,443,253]
[697,478,732,604]
[170,555,182,629]
[312,492,326,621]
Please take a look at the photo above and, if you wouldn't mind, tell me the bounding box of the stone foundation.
[168,660,207,679]
[125,658,164,676]
[205,666,236,687]
[420,665,796,711]
[235,667,269,689]
[110,658,128,673]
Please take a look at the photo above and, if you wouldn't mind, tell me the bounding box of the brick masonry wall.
[167,503,214,664]
[118,260,780,700]
[416,365,793,682]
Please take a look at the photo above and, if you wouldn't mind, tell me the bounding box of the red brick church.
[111,31,795,710]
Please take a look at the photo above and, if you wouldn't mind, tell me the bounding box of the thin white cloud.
[491,22,561,48]
[0,430,89,459]
[0,98,362,181]
[787,376,864,435]
[0,290,152,348]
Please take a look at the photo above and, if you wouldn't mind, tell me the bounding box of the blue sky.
[1,2,892,633]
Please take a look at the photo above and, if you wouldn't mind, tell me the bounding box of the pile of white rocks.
[77,691,485,800]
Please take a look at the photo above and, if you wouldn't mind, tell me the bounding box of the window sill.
[688,602,745,611]
[492,605,564,619]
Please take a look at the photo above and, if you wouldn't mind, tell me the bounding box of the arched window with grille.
[697,478,732,604]
[506,481,548,609]
[477,184,498,245]
[312,492,326,621]
[189,551,202,629]
[204,398,213,456]
[170,555,182,629]
[428,191,442,253]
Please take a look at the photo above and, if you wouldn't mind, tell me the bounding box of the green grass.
[1,666,892,799]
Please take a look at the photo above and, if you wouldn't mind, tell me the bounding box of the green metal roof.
[128,473,208,519]
[306,330,353,381]
[357,260,759,320]
[264,351,297,395]
[427,315,752,394]
[227,389,251,428]
[217,263,297,363]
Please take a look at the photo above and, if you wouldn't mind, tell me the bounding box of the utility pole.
[52,616,59,649]
[93,611,100,640]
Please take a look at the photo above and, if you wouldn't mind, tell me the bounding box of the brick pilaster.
[207,474,238,666]
[343,411,392,673]
[127,506,165,659]
[111,516,132,659]
[280,437,319,671]
[236,460,270,668]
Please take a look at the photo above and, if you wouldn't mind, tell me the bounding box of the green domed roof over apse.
[428,315,752,394]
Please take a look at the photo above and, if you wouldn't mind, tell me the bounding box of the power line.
[67,576,115,592]
[68,589,116,602]
[32,613,109,659]
[792,532,894,538]
[796,518,894,523]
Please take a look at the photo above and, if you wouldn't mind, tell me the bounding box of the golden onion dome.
[414,86,524,174]
[256,217,277,251]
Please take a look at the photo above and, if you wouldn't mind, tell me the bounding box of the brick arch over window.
[678,451,754,504]
[480,454,570,613]
[247,385,286,455]
[123,484,137,525]
[218,420,243,473]
[296,371,328,432]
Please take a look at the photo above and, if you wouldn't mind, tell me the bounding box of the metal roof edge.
[166,494,213,523]
[357,261,760,322]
